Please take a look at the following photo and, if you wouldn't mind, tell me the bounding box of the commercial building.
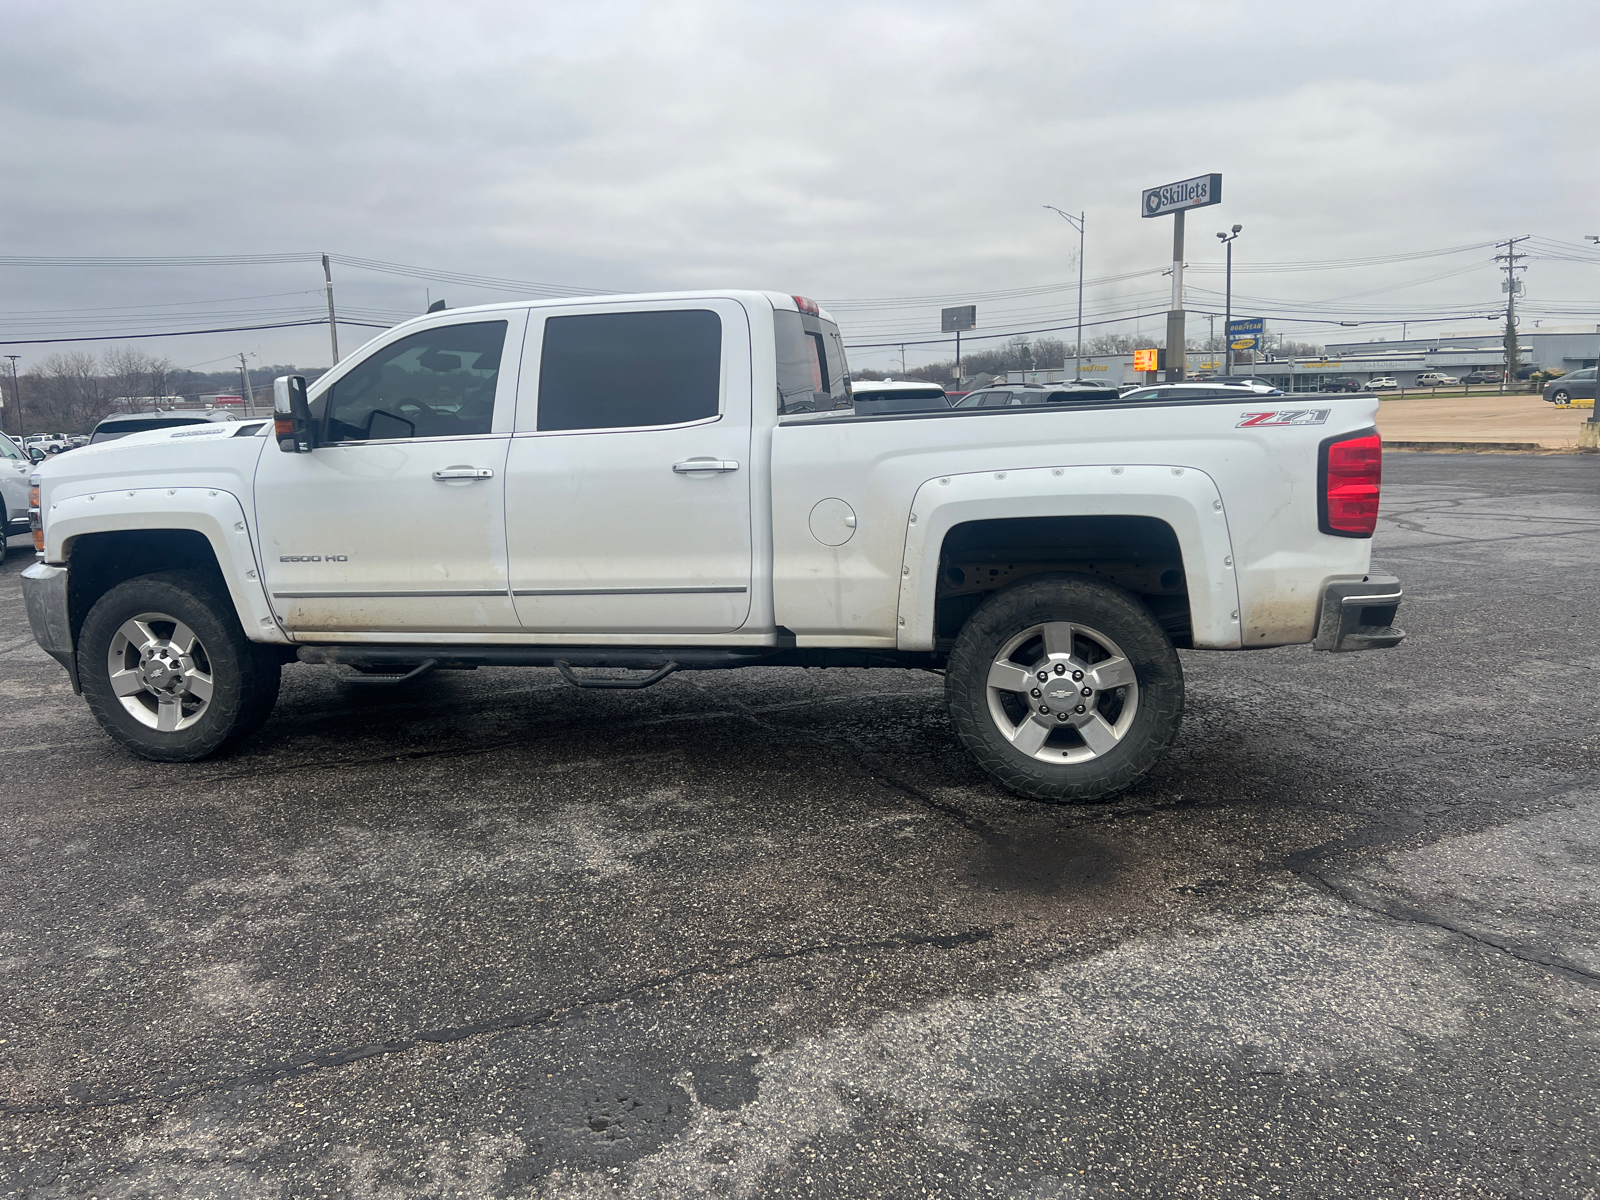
[1001,325,1600,392]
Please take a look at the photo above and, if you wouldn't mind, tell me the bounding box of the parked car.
[87,409,240,445]
[20,287,1404,802]
[1366,378,1399,390]
[0,431,32,564]
[1463,371,1502,385]
[1322,378,1365,393]
[1543,367,1597,406]
[1193,375,1281,395]
[1415,372,1458,387]
[1117,384,1275,402]
[849,379,951,415]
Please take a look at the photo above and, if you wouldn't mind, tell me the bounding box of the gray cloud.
[1,0,1596,373]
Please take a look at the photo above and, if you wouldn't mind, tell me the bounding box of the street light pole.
[4,356,22,440]
[1216,225,1242,375]
[1045,206,1086,379]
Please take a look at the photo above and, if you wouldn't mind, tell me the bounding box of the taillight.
[1320,431,1381,537]
[792,295,820,316]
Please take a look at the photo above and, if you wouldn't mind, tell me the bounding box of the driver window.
[323,321,507,443]
[0,434,22,460]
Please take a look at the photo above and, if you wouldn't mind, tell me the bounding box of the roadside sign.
[1141,173,1222,218]
[1226,318,1263,338]
[1231,338,1257,351]
[1132,348,1160,372]
[941,305,976,332]
[212,395,244,406]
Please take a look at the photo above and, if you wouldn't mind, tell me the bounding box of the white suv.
[1366,377,1399,390]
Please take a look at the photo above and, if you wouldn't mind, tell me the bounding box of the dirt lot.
[1376,392,1591,449]
[2,454,1598,1199]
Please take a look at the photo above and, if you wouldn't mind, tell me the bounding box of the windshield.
[775,310,850,416]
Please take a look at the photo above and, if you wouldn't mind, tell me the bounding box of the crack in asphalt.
[1295,867,1600,990]
[0,926,996,1118]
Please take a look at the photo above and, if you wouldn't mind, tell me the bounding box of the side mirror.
[28,447,45,463]
[273,375,314,453]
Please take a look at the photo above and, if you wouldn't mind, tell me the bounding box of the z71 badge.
[1236,409,1331,427]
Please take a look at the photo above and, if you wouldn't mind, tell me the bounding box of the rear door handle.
[432,467,494,481]
[672,458,740,473]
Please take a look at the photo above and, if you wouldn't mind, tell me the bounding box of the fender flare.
[895,464,1242,651]
[47,487,289,645]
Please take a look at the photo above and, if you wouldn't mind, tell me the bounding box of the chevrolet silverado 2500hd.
[21,290,1403,801]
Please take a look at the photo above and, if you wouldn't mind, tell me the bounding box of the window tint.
[539,310,721,431]
[776,311,850,414]
[324,321,506,443]
[0,433,22,460]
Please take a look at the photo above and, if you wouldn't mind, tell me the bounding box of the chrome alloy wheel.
[984,620,1139,763]
[105,612,215,733]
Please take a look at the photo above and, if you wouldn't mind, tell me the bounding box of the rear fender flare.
[896,464,1241,651]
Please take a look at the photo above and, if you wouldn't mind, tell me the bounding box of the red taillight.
[792,295,819,316]
[1321,432,1381,537]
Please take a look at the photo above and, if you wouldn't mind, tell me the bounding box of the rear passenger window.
[538,310,721,432]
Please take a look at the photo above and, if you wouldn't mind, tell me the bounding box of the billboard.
[941,305,976,332]
[1132,348,1160,372]
[1141,173,1222,218]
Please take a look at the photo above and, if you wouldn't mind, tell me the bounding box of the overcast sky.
[3,0,1598,376]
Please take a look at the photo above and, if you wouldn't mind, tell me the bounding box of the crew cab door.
[255,312,525,634]
[505,298,753,634]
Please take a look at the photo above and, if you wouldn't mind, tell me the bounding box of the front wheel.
[1551,390,1570,405]
[945,575,1183,803]
[78,570,282,762]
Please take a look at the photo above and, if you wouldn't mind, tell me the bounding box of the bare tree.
[26,352,106,433]
[103,347,178,411]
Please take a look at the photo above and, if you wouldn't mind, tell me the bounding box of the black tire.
[945,574,1183,803]
[78,570,281,762]
[1552,390,1570,405]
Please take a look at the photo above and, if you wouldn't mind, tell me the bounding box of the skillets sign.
[1141,173,1222,218]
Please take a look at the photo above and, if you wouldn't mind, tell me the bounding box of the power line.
[0,318,392,346]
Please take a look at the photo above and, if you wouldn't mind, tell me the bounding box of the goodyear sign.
[1227,317,1262,352]
[1142,173,1222,218]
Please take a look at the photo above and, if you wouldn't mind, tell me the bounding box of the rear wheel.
[79,570,281,761]
[945,574,1183,802]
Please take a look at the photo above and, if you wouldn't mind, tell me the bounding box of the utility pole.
[1217,225,1241,375]
[4,356,21,440]
[1166,209,1186,382]
[1045,206,1086,379]
[1494,236,1529,384]
[322,253,340,365]
[236,352,257,415]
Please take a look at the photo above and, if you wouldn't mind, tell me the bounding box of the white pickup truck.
[20,290,1403,801]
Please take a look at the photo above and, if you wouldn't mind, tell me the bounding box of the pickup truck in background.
[21,290,1404,802]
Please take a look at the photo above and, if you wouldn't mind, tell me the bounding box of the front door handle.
[673,458,740,473]
[432,467,495,481]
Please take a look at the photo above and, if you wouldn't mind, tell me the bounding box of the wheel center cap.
[1031,656,1091,720]
[140,648,187,694]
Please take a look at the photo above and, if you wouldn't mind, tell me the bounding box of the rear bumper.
[21,561,80,692]
[1311,573,1405,653]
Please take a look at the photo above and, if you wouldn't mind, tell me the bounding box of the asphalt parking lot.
[1,453,1596,1199]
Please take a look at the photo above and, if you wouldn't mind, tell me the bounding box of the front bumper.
[21,561,80,692]
[1311,573,1405,653]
